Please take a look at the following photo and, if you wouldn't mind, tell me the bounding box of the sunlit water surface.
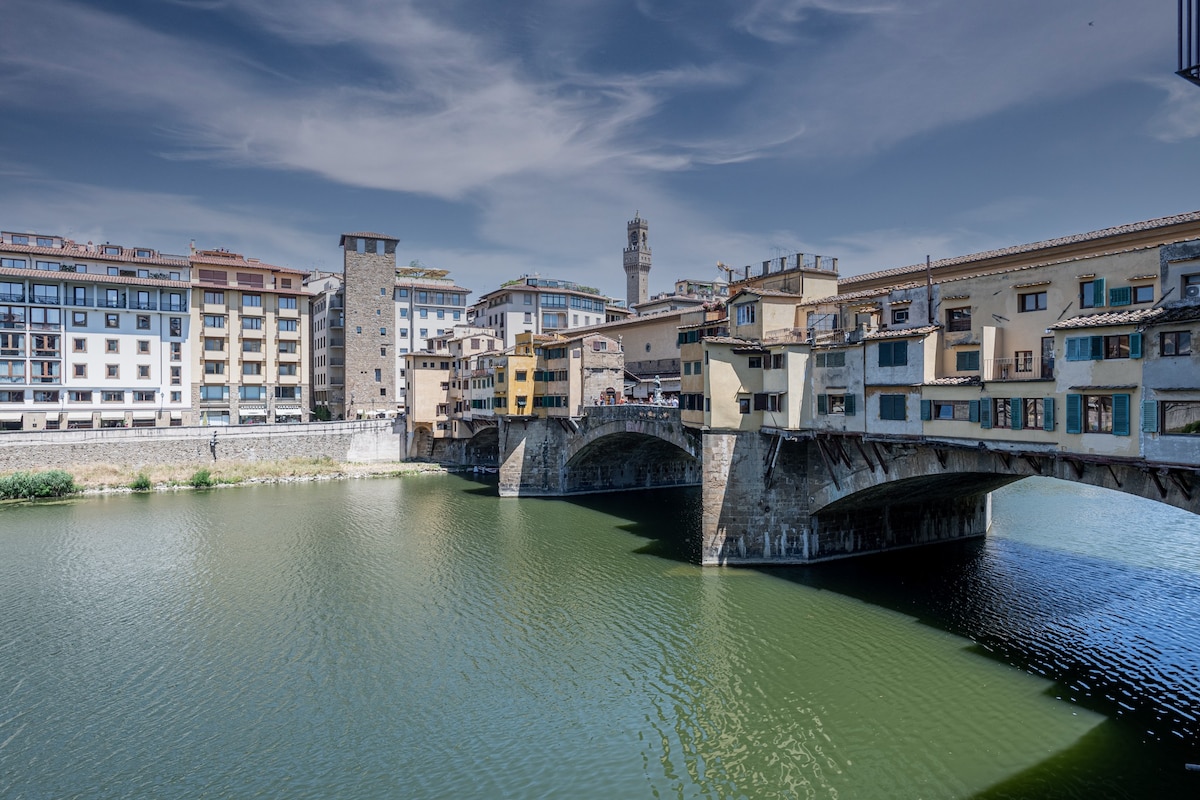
[0,475,1197,798]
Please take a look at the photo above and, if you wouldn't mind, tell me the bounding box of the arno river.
[1,475,1198,798]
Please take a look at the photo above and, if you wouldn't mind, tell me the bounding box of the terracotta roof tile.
[863,324,940,340]
[1048,308,1165,330]
[926,376,982,386]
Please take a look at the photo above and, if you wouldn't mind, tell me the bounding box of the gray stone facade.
[341,234,398,418]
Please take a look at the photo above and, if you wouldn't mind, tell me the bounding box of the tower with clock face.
[623,213,651,309]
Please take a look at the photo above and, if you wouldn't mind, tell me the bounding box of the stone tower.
[623,213,651,309]
[340,231,398,418]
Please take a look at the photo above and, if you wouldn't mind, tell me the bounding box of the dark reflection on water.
[606,478,1200,797]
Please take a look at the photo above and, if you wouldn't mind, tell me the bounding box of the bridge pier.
[701,431,998,566]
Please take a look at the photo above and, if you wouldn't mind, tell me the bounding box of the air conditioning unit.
[1186,284,1200,299]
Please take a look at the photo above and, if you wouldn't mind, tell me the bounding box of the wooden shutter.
[979,397,992,429]
[1141,400,1158,433]
[1129,332,1142,359]
[1010,398,1023,430]
[968,399,980,423]
[1112,394,1130,436]
[920,399,932,421]
[1043,397,1055,431]
[817,394,827,415]
[844,394,856,416]
[1066,394,1082,434]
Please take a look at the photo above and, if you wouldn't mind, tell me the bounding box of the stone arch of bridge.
[563,417,700,467]
[464,426,499,465]
[562,423,701,495]
[807,439,1199,519]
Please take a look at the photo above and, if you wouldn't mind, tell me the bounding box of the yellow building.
[190,248,309,425]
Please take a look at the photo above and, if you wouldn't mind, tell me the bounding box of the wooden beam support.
[1106,463,1122,488]
[871,442,889,475]
[934,448,948,468]
[1149,469,1168,499]
[997,451,1012,471]
[815,438,841,491]
[1168,470,1192,501]
[1021,454,1043,475]
[853,437,876,472]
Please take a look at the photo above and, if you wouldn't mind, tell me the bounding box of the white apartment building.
[0,231,193,430]
[469,276,629,350]
[394,268,472,411]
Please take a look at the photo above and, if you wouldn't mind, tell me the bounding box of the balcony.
[0,292,24,303]
[30,295,61,306]
[984,356,1054,382]
[329,313,344,328]
[65,296,91,307]
[131,300,157,311]
[99,298,125,309]
[329,337,344,348]
[162,301,188,312]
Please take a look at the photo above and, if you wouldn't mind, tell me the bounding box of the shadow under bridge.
[562,406,702,495]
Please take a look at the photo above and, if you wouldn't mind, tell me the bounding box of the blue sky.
[1,0,1198,300]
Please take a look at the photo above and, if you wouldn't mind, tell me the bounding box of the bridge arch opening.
[564,431,700,494]
[464,427,499,466]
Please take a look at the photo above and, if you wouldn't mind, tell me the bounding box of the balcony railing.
[162,302,188,312]
[131,300,157,310]
[1181,0,1200,86]
[30,295,60,305]
[99,298,125,309]
[984,356,1054,381]
[0,293,24,303]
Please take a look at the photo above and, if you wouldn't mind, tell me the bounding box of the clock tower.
[623,213,651,309]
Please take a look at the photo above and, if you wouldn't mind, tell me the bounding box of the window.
[242,294,262,307]
[878,340,908,367]
[243,362,262,376]
[137,339,150,355]
[1015,350,1034,373]
[1024,397,1045,429]
[380,327,387,336]
[105,338,119,353]
[279,319,298,332]
[73,363,87,378]
[930,400,971,420]
[70,337,85,353]
[279,363,297,376]
[735,303,757,326]
[170,391,181,403]
[955,350,980,371]
[1133,285,1154,304]
[738,397,751,414]
[1103,334,1131,360]
[169,317,182,337]
[747,356,762,369]
[814,351,846,368]
[106,364,119,379]
[203,315,225,328]
[0,258,26,268]
[946,307,972,332]
[1161,400,1200,434]
[29,307,61,329]
[279,296,297,310]
[242,316,263,330]
[1079,279,1105,309]
[0,389,23,403]
[72,311,87,327]
[240,385,266,400]
[68,390,92,402]
[879,394,907,420]
[199,386,228,401]
[374,368,382,382]
[133,390,155,402]
[170,366,181,386]
[204,361,225,375]
[1161,331,1192,356]
[991,398,1011,429]
[33,390,59,403]
[204,337,224,352]
[816,394,855,415]
[204,290,225,305]
[1065,393,1130,435]
[1019,291,1047,312]
[0,333,23,356]
[279,340,297,354]
[171,342,181,361]
[891,307,910,325]
[243,339,262,353]
[1109,286,1132,307]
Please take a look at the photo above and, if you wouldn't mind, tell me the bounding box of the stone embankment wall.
[0,419,405,472]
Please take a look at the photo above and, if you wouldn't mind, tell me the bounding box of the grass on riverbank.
[1,457,448,495]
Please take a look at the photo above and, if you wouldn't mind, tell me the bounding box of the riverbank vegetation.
[0,470,79,499]
[0,458,449,497]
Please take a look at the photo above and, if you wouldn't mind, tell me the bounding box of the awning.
[170,411,183,420]
[275,406,301,413]
[66,412,93,421]
[132,412,157,420]
[0,412,22,422]
[239,408,267,417]
[100,411,126,420]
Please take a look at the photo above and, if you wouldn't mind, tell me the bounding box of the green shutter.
[969,399,980,422]
[1130,332,1142,359]
[845,394,856,416]
[1142,400,1158,433]
[878,343,892,368]
[1043,397,1055,431]
[1092,278,1106,307]
[1112,394,1130,436]
[896,341,908,366]
[677,332,685,345]
[1066,337,1083,361]
[921,399,932,420]
[817,394,827,415]
[980,397,993,429]
[1089,336,1104,360]
[1010,398,1023,430]
[1066,394,1082,434]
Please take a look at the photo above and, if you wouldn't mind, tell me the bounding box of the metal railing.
[983,356,1054,381]
[1181,0,1200,85]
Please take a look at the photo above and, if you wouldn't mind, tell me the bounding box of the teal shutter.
[980,397,993,429]
[1066,337,1083,361]
[895,341,908,366]
[968,400,980,422]
[1010,398,1023,430]
[1092,278,1106,307]
[1089,336,1104,360]
[817,394,827,415]
[921,399,932,420]
[878,343,891,368]
[1043,397,1055,431]
[1066,394,1082,434]
[1113,394,1130,436]
[845,394,856,416]
[1130,332,1142,359]
[1109,286,1132,306]
[1141,400,1158,433]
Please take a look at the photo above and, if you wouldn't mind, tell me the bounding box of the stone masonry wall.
[342,236,397,418]
[0,420,403,473]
